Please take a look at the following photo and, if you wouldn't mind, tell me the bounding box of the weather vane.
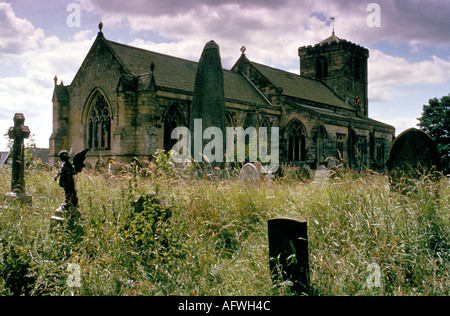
[330,17,335,35]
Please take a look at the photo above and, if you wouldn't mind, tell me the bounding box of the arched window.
[88,94,111,150]
[336,133,346,160]
[260,118,271,149]
[316,56,328,80]
[163,104,184,152]
[315,125,328,164]
[287,121,306,162]
[226,112,235,128]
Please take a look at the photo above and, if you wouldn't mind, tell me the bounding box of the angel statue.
[54,148,89,211]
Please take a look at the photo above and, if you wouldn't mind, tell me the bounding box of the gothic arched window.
[163,104,184,152]
[287,121,306,162]
[226,112,234,128]
[88,94,111,150]
[260,118,271,149]
[314,125,328,165]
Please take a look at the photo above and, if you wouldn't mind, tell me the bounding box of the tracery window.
[356,136,368,166]
[88,94,111,150]
[287,121,306,162]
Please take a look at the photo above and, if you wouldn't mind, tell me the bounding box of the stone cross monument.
[5,113,32,205]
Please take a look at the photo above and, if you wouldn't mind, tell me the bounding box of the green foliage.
[418,94,450,174]
[0,165,449,296]
[123,194,173,253]
[0,242,36,296]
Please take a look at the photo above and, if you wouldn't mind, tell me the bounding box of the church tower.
[298,32,369,117]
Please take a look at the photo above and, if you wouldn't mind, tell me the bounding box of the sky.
[1,0,449,151]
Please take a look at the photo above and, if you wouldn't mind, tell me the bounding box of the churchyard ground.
[0,159,448,296]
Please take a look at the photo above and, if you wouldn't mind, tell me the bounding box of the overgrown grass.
[0,162,448,296]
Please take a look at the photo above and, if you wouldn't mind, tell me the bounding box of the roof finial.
[98,21,103,34]
[240,46,246,55]
[330,17,335,35]
[54,75,58,86]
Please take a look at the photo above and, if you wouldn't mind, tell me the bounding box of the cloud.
[0,2,45,55]
[80,0,295,17]
[79,0,450,49]
[82,0,331,69]
[0,3,95,150]
[369,49,450,102]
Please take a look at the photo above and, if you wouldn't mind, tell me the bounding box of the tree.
[3,129,37,167]
[417,94,450,174]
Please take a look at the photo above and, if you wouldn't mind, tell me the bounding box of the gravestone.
[189,40,227,169]
[268,218,310,295]
[253,161,262,174]
[326,157,339,168]
[240,163,259,185]
[386,128,442,189]
[312,165,330,186]
[266,170,275,186]
[4,113,32,206]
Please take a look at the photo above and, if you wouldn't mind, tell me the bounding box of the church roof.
[86,34,356,112]
[248,60,355,111]
[104,39,272,107]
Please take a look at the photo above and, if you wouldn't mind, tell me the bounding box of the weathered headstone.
[240,163,259,185]
[268,218,310,295]
[266,170,275,186]
[189,40,227,169]
[312,165,330,185]
[326,157,339,168]
[4,113,32,205]
[386,128,442,189]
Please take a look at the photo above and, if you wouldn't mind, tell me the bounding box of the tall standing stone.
[5,113,32,205]
[189,40,227,168]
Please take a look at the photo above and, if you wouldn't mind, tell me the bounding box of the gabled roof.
[104,39,270,107]
[248,61,355,111]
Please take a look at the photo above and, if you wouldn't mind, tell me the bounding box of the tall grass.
[0,161,448,296]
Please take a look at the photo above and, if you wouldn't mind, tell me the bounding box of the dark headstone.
[4,113,32,205]
[386,128,442,188]
[268,218,310,295]
[189,40,226,168]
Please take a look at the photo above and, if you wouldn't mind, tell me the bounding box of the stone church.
[49,28,394,171]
